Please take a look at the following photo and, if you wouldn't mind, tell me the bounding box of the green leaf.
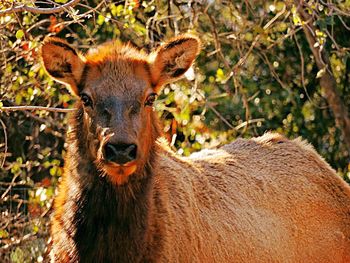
[15,30,24,39]
[244,32,253,42]
[33,224,39,233]
[10,247,25,263]
[276,2,285,11]
[111,4,124,17]
[50,166,58,176]
[0,229,9,238]
[97,15,105,25]
[215,68,225,83]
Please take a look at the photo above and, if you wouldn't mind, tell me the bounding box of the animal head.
[40,35,200,185]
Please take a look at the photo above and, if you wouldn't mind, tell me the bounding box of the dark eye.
[145,93,157,107]
[81,93,93,108]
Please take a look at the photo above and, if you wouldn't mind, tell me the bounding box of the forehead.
[83,42,152,98]
[85,62,151,99]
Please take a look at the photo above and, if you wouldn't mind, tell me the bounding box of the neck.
[75,172,152,260]
[66,108,160,262]
[68,148,157,262]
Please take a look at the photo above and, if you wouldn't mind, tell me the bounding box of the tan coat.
[40,35,350,262]
[151,133,350,262]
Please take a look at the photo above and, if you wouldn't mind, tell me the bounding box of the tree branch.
[0,106,75,113]
[0,0,80,16]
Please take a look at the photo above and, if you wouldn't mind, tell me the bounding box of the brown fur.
[41,35,350,262]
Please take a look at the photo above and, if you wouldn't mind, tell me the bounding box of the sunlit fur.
[41,36,350,262]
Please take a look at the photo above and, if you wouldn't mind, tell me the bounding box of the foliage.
[0,0,350,261]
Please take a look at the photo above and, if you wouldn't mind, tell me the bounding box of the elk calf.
[41,35,350,262]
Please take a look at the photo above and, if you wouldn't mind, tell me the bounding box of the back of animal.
[39,35,350,263]
[162,133,350,262]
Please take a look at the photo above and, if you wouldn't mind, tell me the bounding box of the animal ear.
[150,34,200,91]
[40,37,85,95]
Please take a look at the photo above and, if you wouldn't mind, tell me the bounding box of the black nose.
[104,143,137,165]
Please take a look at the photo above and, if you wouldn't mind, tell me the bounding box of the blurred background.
[1,0,350,261]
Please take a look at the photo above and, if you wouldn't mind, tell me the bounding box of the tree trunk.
[296,1,350,154]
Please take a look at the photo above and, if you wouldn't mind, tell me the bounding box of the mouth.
[99,160,138,186]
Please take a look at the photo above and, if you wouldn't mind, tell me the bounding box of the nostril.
[103,143,137,164]
[126,144,137,160]
[104,143,118,162]
[103,108,111,123]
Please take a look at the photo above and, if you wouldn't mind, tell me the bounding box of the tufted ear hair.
[40,37,86,95]
[149,34,200,92]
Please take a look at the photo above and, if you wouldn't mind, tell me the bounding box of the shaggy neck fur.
[65,106,162,262]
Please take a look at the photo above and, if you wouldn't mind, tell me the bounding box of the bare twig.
[263,4,286,30]
[1,174,19,200]
[0,181,27,186]
[337,15,350,31]
[241,92,250,133]
[324,28,340,51]
[0,118,7,168]
[192,83,235,130]
[293,32,327,109]
[1,106,75,113]
[235,118,265,131]
[228,4,287,80]
[266,26,303,50]
[0,232,49,252]
[322,2,350,17]
[205,102,234,130]
[259,52,292,94]
[0,0,80,16]
[205,11,231,70]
